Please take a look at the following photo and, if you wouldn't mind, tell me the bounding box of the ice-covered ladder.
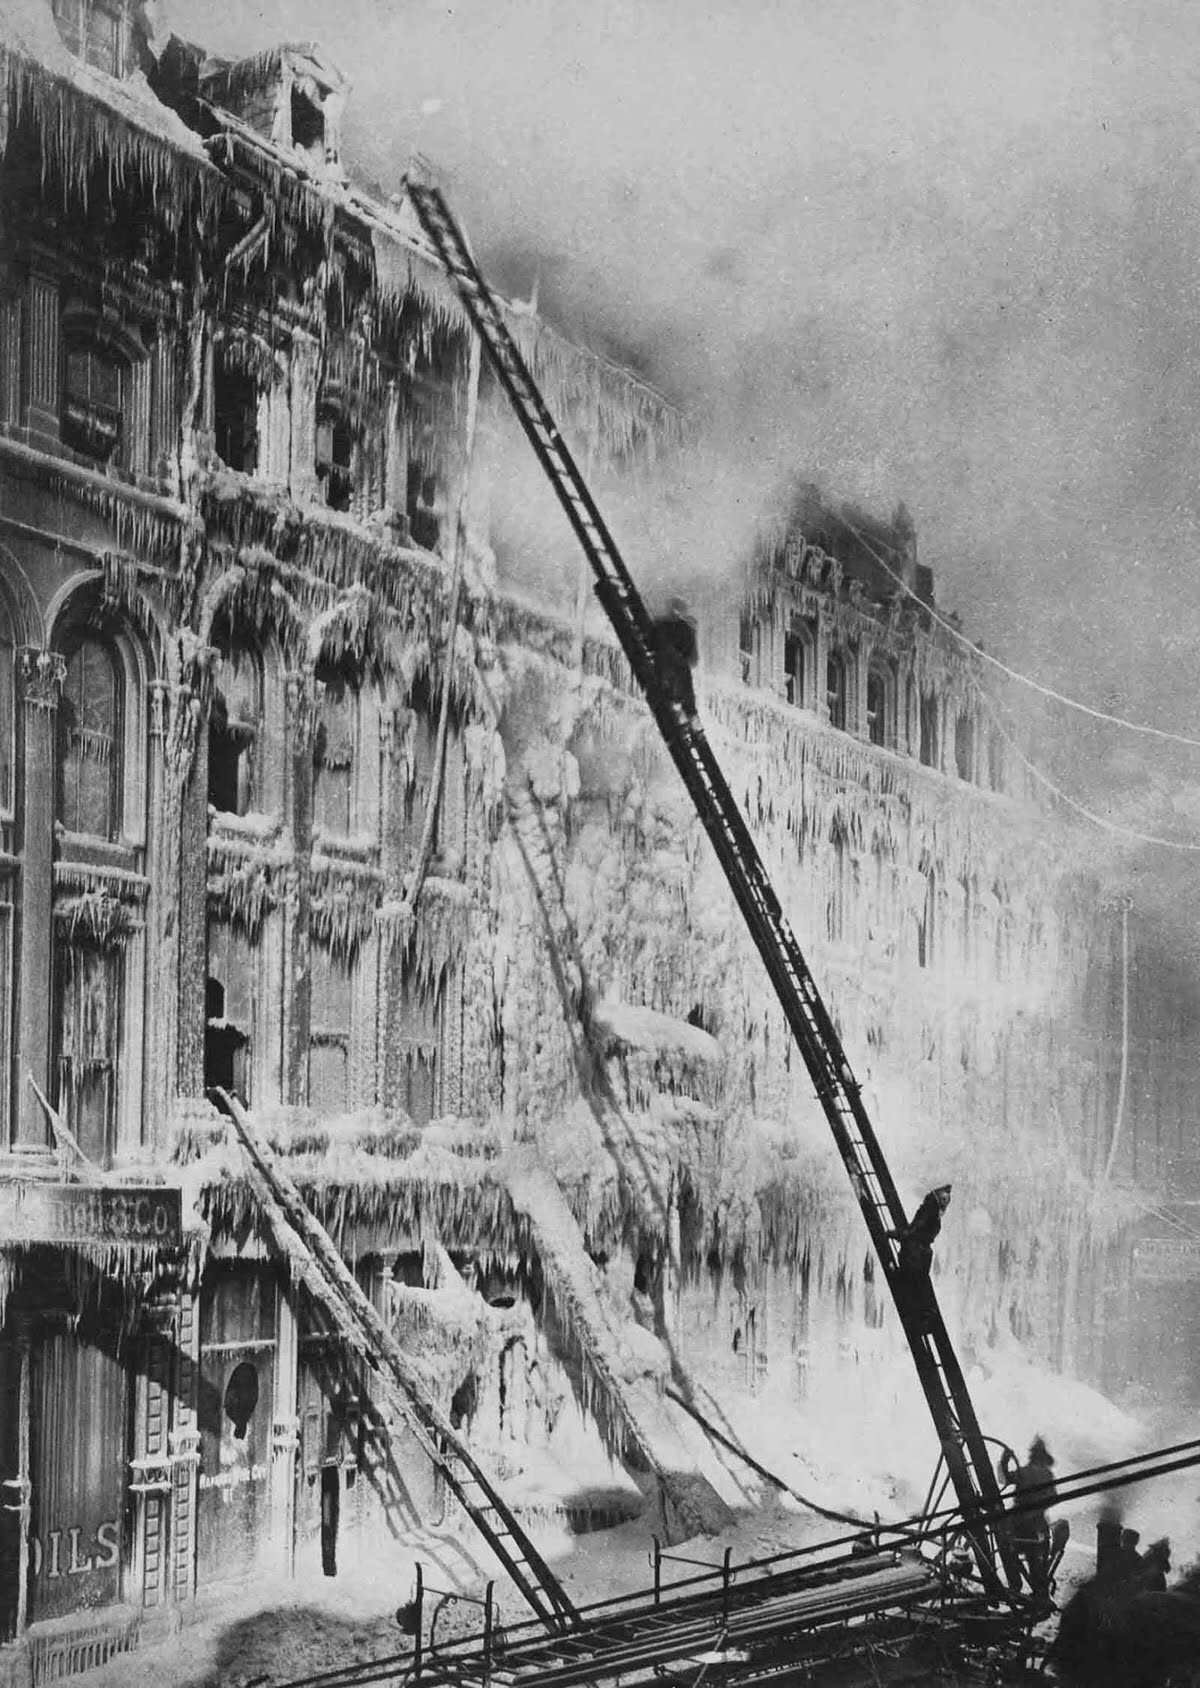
[221,1094,579,1631]
[403,180,1023,1598]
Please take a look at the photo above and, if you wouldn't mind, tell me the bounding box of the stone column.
[24,260,59,448]
[14,647,65,1148]
[128,1298,176,1613]
[284,672,318,1104]
[0,293,22,432]
[168,1288,200,1605]
[1,1315,33,1637]
[128,355,152,481]
[150,330,179,490]
[271,1288,299,1577]
[142,682,172,1145]
[851,643,868,738]
[933,694,948,775]
[383,380,408,528]
[288,333,320,506]
[177,688,209,1100]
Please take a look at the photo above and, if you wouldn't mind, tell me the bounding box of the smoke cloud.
[175,0,1200,880]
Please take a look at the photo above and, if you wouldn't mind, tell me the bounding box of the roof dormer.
[200,42,348,175]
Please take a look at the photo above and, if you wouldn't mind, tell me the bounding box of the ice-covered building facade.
[0,0,1195,1678]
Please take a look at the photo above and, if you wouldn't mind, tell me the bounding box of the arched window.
[57,637,121,839]
[826,650,847,731]
[313,664,358,837]
[919,691,939,769]
[866,662,892,748]
[954,712,975,781]
[209,625,262,817]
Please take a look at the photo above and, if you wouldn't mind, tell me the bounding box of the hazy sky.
[174,0,1200,861]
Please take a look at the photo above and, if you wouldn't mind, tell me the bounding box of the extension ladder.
[223,1094,579,1631]
[402,180,1022,1598]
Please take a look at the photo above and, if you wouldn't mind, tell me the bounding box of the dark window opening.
[208,629,261,817]
[316,412,353,511]
[633,1248,660,1297]
[867,667,888,747]
[56,636,121,839]
[223,1361,260,1440]
[784,633,805,707]
[449,1372,478,1430]
[291,88,326,159]
[919,692,939,768]
[826,652,846,731]
[61,341,123,463]
[320,1466,340,1578]
[214,360,258,474]
[407,462,440,550]
[205,976,249,1102]
[739,610,756,685]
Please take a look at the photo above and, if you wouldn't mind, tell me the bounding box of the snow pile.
[592,999,723,1066]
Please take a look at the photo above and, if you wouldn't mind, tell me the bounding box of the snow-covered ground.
[73,1345,1198,1688]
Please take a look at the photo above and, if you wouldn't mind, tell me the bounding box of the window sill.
[0,431,185,519]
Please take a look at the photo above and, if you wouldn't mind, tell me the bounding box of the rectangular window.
[401,706,464,872]
[53,942,120,1164]
[57,639,120,840]
[309,943,352,1113]
[61,344,123,463]
[386,974,441,1126]
[206,919,254,1102]
[313,677,356,838]
[50,0,82,54]
[213,359,259,475]
[316,413,353,512]
[784,634,805,707]
[84,4,120,74]
[738,611,755,685]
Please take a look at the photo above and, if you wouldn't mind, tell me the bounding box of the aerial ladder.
[403,180,1025,1599]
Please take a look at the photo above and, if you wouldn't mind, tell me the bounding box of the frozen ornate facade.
[0,1,1190,1680]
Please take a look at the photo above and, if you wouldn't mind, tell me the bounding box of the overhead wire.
[833,510,1200,752]
[976,684,1200,853]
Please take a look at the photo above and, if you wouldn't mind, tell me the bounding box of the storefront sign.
[1132,1237,1200,1282]
[0,1184,181,1246]
[31,1521,121,1578]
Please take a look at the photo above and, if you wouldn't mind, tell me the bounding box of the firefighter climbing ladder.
[221,1094,580,1633]
[404,179,1024,1598]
